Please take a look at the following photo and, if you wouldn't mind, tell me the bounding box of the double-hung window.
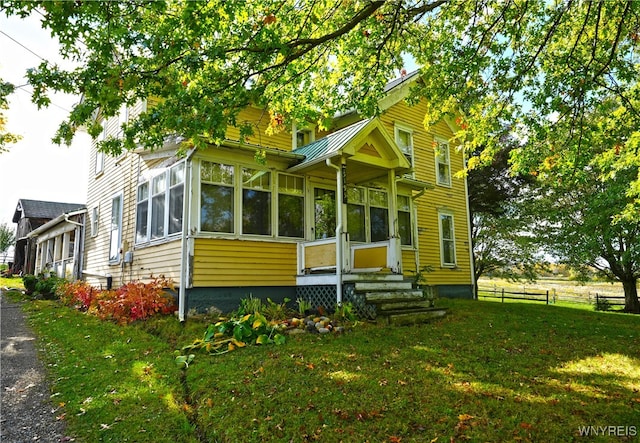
[369,190,389,242]
[439,211,456,266]
[397,195,412,246]
[395,125,414,177]
[242,167,271,235]
[201,161,235,233]
[347,187,366,242]
[109,193,123,262]
[278,174,304,238]
[435,139,451,186]
[135,162,185,244]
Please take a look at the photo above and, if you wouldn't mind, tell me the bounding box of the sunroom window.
[135,162,185,244]
[278,174,304,238]
[369,189,389,242]
[347,187,366,242]
[242,167,271,235]
[201,161,235,233]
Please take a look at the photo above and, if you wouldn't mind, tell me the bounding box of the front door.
[313,187,336,239]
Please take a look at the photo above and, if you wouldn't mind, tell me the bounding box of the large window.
[347,187,366,242]
[278,174,304,238]
[439,211,456,266]
[201,161,235,233]
[200,162,305,238]
[397,195,412,246]
[169,163,185,235]
[109,193,123,262]
[369,189,389,242]
[435,139,451,186]
[242,168,271,235]
[136,182,149,243]
[135,162,185,244]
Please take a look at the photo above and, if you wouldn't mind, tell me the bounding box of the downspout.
[325,158,343,305]
[179,149,197,322]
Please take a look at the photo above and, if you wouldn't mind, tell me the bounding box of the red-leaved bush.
[57,278,177,324]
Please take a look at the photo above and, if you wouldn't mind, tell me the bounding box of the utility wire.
[0,30,49,63]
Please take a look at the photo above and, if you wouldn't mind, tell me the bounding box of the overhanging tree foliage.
[529,97,640,313]
[1,1,639,188]
[2,1,640,309]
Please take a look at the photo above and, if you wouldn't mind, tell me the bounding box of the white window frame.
[438,210,456,267]
[135,161,185,245]
[397,194,413,247]
[435,138,451,187]
[109,192,123,264]
[394,124,414,178]
[276,173,305,238]
[90,205,99,238]
[292,122,316,149]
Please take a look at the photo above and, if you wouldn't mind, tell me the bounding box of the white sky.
[0,13,90,241]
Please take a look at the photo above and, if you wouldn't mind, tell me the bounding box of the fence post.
[546,290,549,305]
[501,288,504,303]
[596,293,599,307]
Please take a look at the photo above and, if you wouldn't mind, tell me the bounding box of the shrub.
[58,278,177,324]
[22,274,37,295]
[57,280,96,311]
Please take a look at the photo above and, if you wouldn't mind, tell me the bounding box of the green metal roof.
[291,118,372,167]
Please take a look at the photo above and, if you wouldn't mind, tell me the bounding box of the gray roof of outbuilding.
[13,199,86,223]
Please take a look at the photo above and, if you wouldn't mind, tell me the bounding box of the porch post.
[388,169,402,273]
[326,158,344,305]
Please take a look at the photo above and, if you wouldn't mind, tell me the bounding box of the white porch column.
[326,158,344,305]
[388,169,402,274]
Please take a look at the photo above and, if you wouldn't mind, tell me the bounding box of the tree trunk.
[621,279,640,314]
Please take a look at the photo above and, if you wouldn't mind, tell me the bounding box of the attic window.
[293,122,315,149]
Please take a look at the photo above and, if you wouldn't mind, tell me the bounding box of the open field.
[4,290,639,442]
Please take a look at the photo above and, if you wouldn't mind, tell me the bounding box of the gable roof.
[291,118,373,167]
[13,199,86,223]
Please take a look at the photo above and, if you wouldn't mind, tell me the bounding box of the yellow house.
[81,72,475,320]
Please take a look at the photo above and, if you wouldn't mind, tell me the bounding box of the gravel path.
[1,291,68,442]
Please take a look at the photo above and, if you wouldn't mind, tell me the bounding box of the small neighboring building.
[12,199,85,276]
[27,208,87,280]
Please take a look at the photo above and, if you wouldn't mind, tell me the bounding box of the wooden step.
[354,280,413,292]
[376,299,435,311]
[365,290,425,303]
[379,308,448,326]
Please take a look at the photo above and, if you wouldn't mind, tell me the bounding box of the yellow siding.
[225,106,293,151]
[193,238,297,287]
[84,99,184,288]
[381,100,473,287]
[401,249,417,276]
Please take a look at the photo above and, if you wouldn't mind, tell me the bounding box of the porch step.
[376,299,435,311]
[364,290,425,303]
[379,307,449,326]
[355,280,413,292]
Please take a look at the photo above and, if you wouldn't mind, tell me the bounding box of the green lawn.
[10,293,640,442]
